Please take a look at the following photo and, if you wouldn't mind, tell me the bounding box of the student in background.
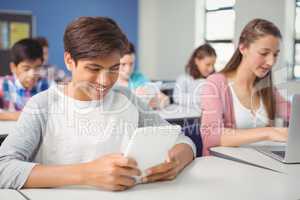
[34,36,68,83]
[117,42,170,109]
[0,17,195,190]
[200,18,291,156]
[173,44,216,108]
[0,38,49,121]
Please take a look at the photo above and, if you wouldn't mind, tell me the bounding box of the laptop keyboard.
[271,151,285,158]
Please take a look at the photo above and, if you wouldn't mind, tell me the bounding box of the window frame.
[294,0,300,79]
[204,1,235,71]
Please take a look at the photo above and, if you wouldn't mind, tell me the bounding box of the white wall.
[138,0,300,95]
[138,0,196,80]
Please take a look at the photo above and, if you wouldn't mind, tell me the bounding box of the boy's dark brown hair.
[123,42,135,55]
[34,37,49,48]
[11,38,44,65]
[185,43,216,79]
[63,16,129,63]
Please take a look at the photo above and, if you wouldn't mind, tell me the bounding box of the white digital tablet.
[123,125,181,177]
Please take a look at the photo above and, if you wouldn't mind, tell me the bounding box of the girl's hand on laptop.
[268,127,288,142]
[141,143,194,183]
[81,153,141,191]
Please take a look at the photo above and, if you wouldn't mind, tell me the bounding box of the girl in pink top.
[200,18,291,156]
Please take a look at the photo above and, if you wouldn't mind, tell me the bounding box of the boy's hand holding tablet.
[81,154,141,191]
[141,143,194,183]
[123,125,194,184]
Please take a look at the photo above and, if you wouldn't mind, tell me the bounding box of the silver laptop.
[255,94,300,164]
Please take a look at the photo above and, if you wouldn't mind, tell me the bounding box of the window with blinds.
[204,0,235,71]
[294,0,300,78]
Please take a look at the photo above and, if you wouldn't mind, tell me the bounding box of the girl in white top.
[173,44,216,108]
[229,82,269,129]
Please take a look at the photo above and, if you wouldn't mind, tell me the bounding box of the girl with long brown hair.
[200,18,291,156]
[173,43,216,107]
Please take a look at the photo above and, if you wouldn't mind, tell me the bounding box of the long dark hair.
[221,18,282,122]
[186,43,216,79]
